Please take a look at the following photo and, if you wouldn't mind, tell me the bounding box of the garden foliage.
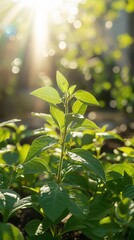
[0,72,134,239]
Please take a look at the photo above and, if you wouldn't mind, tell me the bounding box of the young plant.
[19,71,106,239]
[1,72,134,240]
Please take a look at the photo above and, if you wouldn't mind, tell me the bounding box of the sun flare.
[0,0,79,84]
[18,0,63,65]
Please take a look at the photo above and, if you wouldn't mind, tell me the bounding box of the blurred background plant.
[0,0,134,128]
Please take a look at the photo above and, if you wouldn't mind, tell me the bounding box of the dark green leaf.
[68,191,88,219]
[123,185,134,199]
[115,198,134,225]
[93,216,119,237]
[11,196,33,215]
[64,215,84,233]
[0,190,20,222]
[25,135,57,162]
[19,157,50,175]
[69,148,105,181]
[25,219,43,236]
[3,152,19,165]
[88,196,111,220]
[39,182,69,222]
[42,216,53,232]
[31,87,61,104]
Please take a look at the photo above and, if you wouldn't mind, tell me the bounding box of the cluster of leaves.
[0,72,134,239]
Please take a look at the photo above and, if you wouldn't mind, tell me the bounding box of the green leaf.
[50,104,65,130]
[74,90,99,106]
[72,100,88,115]
[3,152,19,165]
[19,157,50,175]
[64,172,89,190]
[39,182,69,222]
[68,191,88,219]
[25,135,57,162]
[115,198,134,225]
[93,216,119,237]
[25,219,43,236]
[118,147,134,157]
[11,196,33,215]
[31,112,56,126]
[88,196,111,220]
[68,85,76,95]
[69,148,105,181]
[0,223,24,240]
[56,71,69,93]
[96,131,123,141]
[0,128,10,143]
[64,215,84,233]
[123,185,134,199]
[0,119,21,128]
[42,216,53,232]
[0,190,20,222]
[65,114,98,131]
[107,163,134,177]
[31,87,61,104]
[72,116,99,130]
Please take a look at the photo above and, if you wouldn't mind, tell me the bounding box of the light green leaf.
[56,71,69,93]
[31,87,61,104]
[65,114,98,130]
[107,163,134,177]
[0,119,21,128]
[0,223,24,240]
[31,112,56,126]
[0,128,10,143]
[39,182,69,222]
[74,90,99,106]
[96,131,123,141]
[69,148,105,181]
[50,104,65,130]
[118,147,134,157]
[68,85,76,95]
[25,136,57,162]
[72,100,87,115]
[72,116,99,130]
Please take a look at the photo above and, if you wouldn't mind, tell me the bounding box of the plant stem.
[57,93,68,183]
[57,131,66,183]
